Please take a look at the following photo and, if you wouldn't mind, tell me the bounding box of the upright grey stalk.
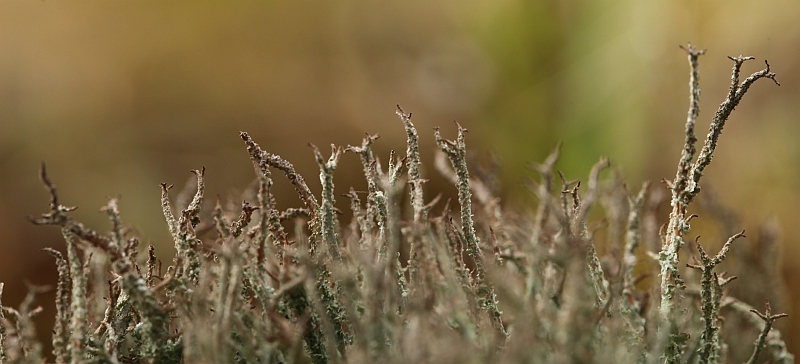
[660,45,705,325]
[618,182,649,363]
[160,168,205,284]
[435,123,479,257]
[397,105,426,223]
[435,122,507,338]
[346,134,381,247]
[312,143,344,260]
[579,158,610,307]
[622,182,649,300]
[64,229,88,364]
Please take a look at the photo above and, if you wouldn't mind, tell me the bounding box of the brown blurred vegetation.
[1,0,799,359]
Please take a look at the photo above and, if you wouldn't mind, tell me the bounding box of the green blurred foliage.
[1,0,799,358]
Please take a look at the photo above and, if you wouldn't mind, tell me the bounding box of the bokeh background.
[1,0,799,359]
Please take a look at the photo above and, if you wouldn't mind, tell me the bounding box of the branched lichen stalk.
[346,134,380,246]
[29,166,180,362]
[397,105,427,223]
[686,231,745,364]
[746,300,789,364]
[101,198,124,255]
[176,168,205,284]
[580,158,610,306]
[435,123,507,337]
[723,297,794,364]
[379,151,406,260]
[659,45,706,327]
[659,46,702,362]
[708,272,736,363]
[659,46,779,353]
[62,230,89,363]
[435,124,478,257]
[44,248,72,364]
[28,164,119,258]
[344,187,369,246]
[312,143,343,260]
[100,198,177,362]
[690,57,779,188]
[622,181,649,299]
[160,183,179,242]
[242,131,324,259]
[250,153,289,264]
[241,131,319,214]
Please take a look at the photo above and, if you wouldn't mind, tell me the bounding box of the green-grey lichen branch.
[580,158,611,307]
[241,131,320,215]
[434,123,478,257]
[397,105,427,223]
[435,122,507,339]
[43,247,71,364]
[658,45,780,358]
[312,143,344,260]
[686,231,745,364]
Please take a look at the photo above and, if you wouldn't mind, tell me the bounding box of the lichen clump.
[0,46,791,364]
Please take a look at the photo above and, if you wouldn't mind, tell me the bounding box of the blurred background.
[1,0,799,359]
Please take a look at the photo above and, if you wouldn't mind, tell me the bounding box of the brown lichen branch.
[27,163,117,258]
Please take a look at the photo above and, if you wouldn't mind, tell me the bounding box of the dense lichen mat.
[0,46,791,364]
